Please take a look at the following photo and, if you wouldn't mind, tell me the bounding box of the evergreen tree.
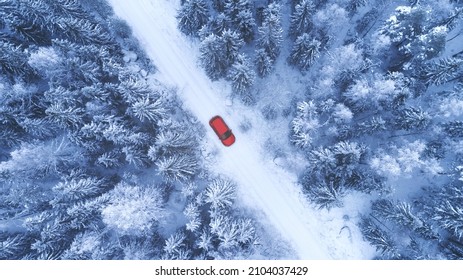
[0,234,30,260]
[199,34,227,80]
[224,0,251,20]
[163,232,189,259]
[150,127,198,158]
[358,116,387,135]
[50,176,106,206]
[177,0,210,37]
[291,100,320,148]
[332,141,363,176]
[156,154,198,182]
[55,17,113,45]
[289,0,315,36]
[421,57,463,86]
[379,5,447,62]
[433,201,463,240]
[209,13,230,36]
[129,97,166,123]
[44,0,88,20]
[359,217,400,259]
[257,3,283,60]
[235,9,255,43]
[221,29,243,67]
[254,48,274,77]
[442,121,463,138]
[205,179,236,209]
[395,106,430,131]
[289,34,320,70]
[305,180,344,209]
[227,54,255,97]
[0,41,35,80]
[101,182,165,236]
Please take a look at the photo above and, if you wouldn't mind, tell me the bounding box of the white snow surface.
[108,0,375,259]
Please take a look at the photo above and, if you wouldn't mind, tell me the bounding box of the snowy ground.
[108,0,376,259]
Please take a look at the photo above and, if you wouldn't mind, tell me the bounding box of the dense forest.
[177,0,463,259]
[0,0,267,260]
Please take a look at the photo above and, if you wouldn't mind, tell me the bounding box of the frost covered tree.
[199,34,227,80]
[204,178,236,209]
[254,48,273,77]
[442,121,463,138]
[0,138,81,179]
[312,3,348,38]
[56,18,113,45]
[51,176,106,207]
[163,232,189,259]
[221,29,243,67]
[227,54,255,99]
[224,0,251,20]
[257,3,283,60]
[0,41,35,80]
[0,234,30,260]
[156,154,198,182]
[305,180,344,209]
[433,200,463,240]
[359,217,400,259]
[235,10,255,43]
[205,13,229,37]
[291,100,320,148]
[379,5,448,63]
[343,72,408,112]
[421,57,463,86]
[129,97,166,123]
[289,0,315,36]
[332,141,364,176]
[395,106,430,131]
[357,116,387,135]
[289,34,320,70]
[101,182,165,236]
[177,0,210,37]
[149,128,198,159]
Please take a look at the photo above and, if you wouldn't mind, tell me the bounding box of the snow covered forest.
[0,0,265,260]
[178,0,463,259]
[1,0,463,260]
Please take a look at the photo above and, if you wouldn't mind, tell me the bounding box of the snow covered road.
[108,0,369,259]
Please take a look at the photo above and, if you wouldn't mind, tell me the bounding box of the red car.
[209,115,235,146]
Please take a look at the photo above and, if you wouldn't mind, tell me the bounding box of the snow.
[108,0,375,259]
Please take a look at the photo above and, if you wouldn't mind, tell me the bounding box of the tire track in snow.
[108,0,332,259]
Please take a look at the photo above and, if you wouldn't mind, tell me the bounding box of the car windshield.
[220,130,232,140]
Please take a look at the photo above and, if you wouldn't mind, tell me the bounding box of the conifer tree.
[395,106,430,131]
[289,34,320,70]
[289,0,315,36]
[257,3,283,60]
[254,48,273,77]
[443,121,463,138]
[199,33,227,80]
[177,0,210,37]
[101,182,165,236]
[221,29,244,67]
[224,0,251,20]
[433,201,463,240]
[205,179,236,209]
[235,9,255,43]
[421,57,463,86]
[359,217,399,259]
[156,154,198,182]
[227,54,255,97]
